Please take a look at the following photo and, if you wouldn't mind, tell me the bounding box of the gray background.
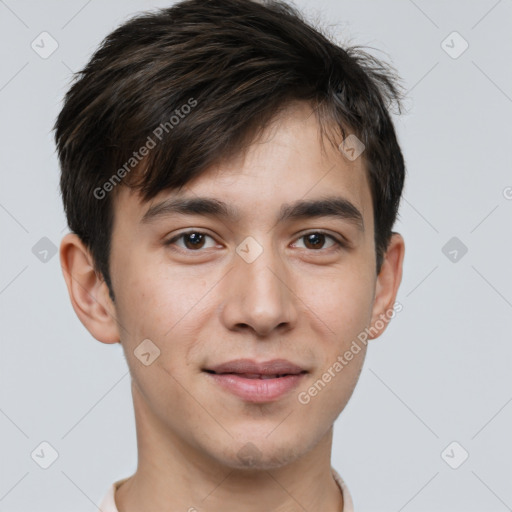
[1,0,511,510]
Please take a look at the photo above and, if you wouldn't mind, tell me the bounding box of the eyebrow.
[141,196,364,231]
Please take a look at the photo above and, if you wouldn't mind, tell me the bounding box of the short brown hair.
[54,0,406,301]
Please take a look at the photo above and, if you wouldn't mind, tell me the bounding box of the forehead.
[113,101,373,230]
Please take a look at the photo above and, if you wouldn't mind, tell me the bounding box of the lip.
[205,372,307,403]
[203,359,307,403]
[205,358,306,375]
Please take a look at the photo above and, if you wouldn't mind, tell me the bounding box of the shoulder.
[332,467,355,512]
[98,477,130,512]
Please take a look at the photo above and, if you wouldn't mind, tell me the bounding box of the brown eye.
[293,232,343,251]
[182,232,206,249]
[165,231,217,251]
[304,233,326,249]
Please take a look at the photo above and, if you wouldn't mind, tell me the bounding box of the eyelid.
[164,229,349,252]
[164,230,218,249]
[291,230,348,249]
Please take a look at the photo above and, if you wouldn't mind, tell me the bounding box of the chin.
[214,434,307,471]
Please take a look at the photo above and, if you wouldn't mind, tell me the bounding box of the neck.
[115,382,344,512]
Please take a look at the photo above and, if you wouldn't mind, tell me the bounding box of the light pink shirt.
[98,467,354,511]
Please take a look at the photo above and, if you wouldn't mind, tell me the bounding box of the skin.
[60,101,404,512]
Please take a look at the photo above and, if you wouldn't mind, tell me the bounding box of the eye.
[164,230,347,254]
[165,231,218,251]
[292,231,346,251]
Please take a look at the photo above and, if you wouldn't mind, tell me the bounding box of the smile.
[204,371,307,403]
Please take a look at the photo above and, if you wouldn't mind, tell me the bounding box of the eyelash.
[164,230,348,253]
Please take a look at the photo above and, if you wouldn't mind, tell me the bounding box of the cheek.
[302,263,375,340]
[295,263,373,412]
[296,340,367,432]
[114,262,213,372]
[116,259,197,330]
[113,267,201,409]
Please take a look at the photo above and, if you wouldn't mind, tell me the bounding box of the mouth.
[204,370,306,379]
[202,359,308,403]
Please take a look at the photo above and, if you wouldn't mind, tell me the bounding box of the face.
[88,102,402,470]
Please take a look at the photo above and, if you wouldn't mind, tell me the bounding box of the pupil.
[306,233,324,249]
[186,233,204,249]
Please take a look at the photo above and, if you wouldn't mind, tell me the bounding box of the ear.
[60,233,120,344]
[368,233,405,340]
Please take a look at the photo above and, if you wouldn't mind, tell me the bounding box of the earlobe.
[368,233,405,340]
[59,233,120,344]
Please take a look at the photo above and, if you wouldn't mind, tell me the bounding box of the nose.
[219,241,299,337]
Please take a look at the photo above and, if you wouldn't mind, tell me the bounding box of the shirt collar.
[99,467,354,511]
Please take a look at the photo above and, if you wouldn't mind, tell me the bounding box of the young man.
[55,0,405,510]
